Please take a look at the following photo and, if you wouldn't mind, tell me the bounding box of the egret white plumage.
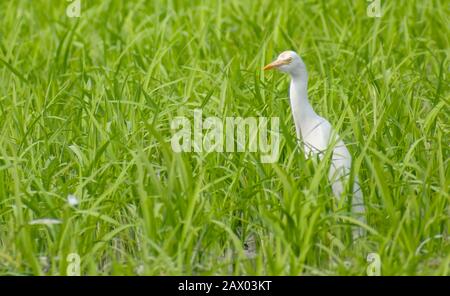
[264,51,365,232]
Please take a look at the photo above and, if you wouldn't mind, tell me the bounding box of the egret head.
[263,50,306,76]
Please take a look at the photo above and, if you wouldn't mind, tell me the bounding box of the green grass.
[0,0,448,275]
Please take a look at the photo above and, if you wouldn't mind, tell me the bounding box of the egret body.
[264,51,365,222]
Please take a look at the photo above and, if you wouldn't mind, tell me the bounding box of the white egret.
[264,51,365,233]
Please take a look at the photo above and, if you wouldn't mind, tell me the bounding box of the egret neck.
[289,70,317,139]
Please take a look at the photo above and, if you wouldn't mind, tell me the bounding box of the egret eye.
[284,57,293,64]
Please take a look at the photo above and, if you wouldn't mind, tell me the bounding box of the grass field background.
[0,0,448,275]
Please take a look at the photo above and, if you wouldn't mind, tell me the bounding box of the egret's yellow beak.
[263,58,292,70]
